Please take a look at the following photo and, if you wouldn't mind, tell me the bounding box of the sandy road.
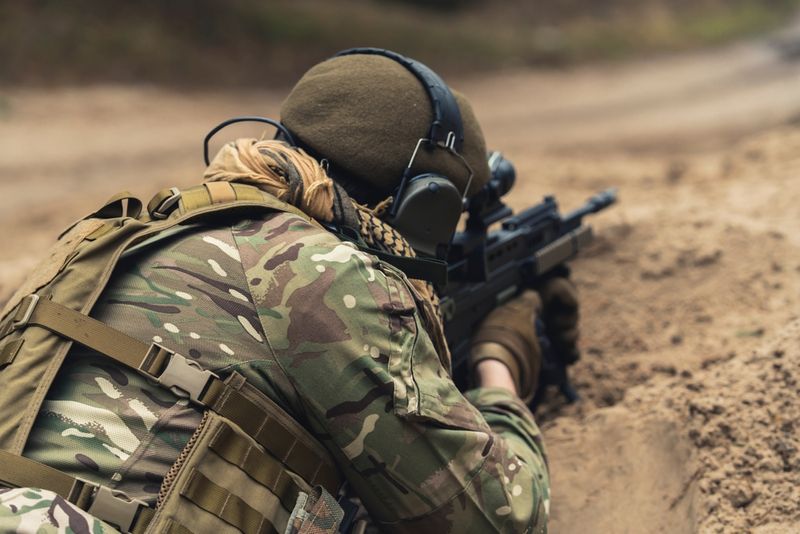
[3,20,800,533]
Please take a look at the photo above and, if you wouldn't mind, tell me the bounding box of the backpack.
[0,182,345,534]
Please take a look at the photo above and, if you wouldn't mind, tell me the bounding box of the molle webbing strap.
[366,248,448,287]
[163,520,194,534]
[15,296,154,369]
[197,380,341,492]
[210,424,301,511]
[0,450,153,534]
[323,222,448,286]
[180,182,237,212]
[0,449,85,500]
[9,294,343,496]
[203,181,237,204]
[181,470,279,534]
[93,191,143,220]
[148,182,305,222]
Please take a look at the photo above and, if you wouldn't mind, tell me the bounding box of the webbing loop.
[210,423,301,511]
[163,519,194,534]
[148,187,182,220]
[0,338,23,368]
[204,181,237,204]
[181,470,279,534]
[94,192,143,220]
[11,294,39,331]
[0,294,40,339]
[203,384,341,494]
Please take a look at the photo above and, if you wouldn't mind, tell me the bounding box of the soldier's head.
[280,48,492,256]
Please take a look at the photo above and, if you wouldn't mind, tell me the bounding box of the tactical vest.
[0,182,347,534]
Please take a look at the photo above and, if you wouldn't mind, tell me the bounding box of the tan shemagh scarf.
[203,138,451,370]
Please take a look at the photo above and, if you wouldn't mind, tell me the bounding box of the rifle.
[441,152,616,406]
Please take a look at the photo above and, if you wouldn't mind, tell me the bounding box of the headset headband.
[333,47,464,153]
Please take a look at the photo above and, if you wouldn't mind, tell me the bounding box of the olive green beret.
[280,54,491,200]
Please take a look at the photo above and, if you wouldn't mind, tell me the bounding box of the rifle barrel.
[564,188,617,224]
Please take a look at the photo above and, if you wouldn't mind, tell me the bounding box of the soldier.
[0,49,578,533]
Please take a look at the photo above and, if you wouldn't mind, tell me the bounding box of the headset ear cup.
[385,174,463,258]
[328,48,467,257]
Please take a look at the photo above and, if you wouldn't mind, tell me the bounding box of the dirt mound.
[546,407,699,532]
[546,318,800,533]
[525,125,800,428]
[643,319,800,532]
[527,124,800,531]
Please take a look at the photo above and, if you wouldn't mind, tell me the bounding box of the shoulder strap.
[147,182,318,226]
[322,222,448,286]
[367,249,448,287]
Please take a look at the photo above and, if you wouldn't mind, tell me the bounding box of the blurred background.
[2,1,800,532]
[3,0,800,86]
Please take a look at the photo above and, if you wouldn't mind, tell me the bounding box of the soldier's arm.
[468,357,551,479]
[235,215,550,533]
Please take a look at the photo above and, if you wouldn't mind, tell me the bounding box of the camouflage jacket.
[13,209,550,533]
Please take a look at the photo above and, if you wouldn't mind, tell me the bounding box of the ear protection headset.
[332,47,474,259]
[203,48,472,260]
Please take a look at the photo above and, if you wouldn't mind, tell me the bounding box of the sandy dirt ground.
[3,24,800,533]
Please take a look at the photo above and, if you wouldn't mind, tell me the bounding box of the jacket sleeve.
[234,215,550,533]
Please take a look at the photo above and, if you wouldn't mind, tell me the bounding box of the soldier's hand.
[537,275,580,365]
[469,290,543,403]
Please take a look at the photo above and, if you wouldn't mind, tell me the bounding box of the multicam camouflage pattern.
[0,487,119,533]
[287,489,344,534]
[24,353,199,504]
[18,209,549,532]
